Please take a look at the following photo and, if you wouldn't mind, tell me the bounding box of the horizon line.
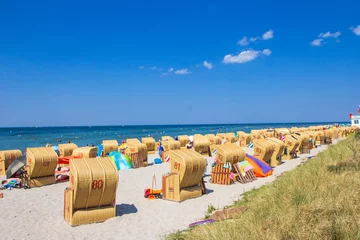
[0,120,349,129]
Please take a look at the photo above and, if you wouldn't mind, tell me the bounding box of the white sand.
[0,141,338,240]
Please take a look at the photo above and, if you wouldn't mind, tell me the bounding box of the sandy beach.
[0,141,338,240]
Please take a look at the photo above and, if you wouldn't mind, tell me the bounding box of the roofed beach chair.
[64,157,118,226]
[162,149,206,202]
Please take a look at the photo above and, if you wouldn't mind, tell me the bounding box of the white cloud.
[262,30,274,40]
[149,66,157,70]
[237,30,273,46]
[318,31,341,38]
[310,39,323,46]
[161,72,168,76]
[350,25,360,36]
[237,36,249,46]
[139,66,144,69]
[175,69,191,75]
[262,49,272,56]
[168,68,174,72]
[223,49,271,64]
[203,61,213,69]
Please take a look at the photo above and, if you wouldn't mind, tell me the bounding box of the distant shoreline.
[0,121,349,129]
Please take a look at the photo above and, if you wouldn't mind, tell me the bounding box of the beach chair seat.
[210,144,246,185]
[25,147,58,187]
[126,138,148,167]
[64,157,118,226]
[162,150,206,202]
[102,140,119,156]
[141,137,156,154]
[0,150,22,176]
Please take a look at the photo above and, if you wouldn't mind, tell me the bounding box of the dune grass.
[167,134,360,240]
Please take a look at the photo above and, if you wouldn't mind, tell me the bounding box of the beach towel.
[108,152,132,170]
[97,145,103,157]
[52,146,60,156]
[58,155,81,165]
[248,142,253,148]
[154,158,162,164]
[245,154,273,177]
[237,160,254,176]
[2,178,21,189]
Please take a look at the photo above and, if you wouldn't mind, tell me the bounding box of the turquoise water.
[0,122,346,151]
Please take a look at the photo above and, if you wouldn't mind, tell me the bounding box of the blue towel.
[97,145,103,157]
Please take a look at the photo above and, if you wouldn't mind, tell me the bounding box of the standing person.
[159,140,164,158]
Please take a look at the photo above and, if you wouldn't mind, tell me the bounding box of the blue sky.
[1,0,359,127]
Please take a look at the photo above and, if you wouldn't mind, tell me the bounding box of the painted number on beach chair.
[256,148,262,154]
[174,162,180,171]
[42,161,50,167]
[92,180,104,189]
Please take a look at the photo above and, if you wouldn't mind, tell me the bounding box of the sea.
[0,122,347,152]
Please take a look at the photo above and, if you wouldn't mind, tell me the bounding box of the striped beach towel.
[237,160,254,176]
[238,160,254,171]
[248,142,253,148]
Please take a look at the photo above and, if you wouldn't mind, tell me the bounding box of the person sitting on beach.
[186,140,193,149]
[120,140,127,154]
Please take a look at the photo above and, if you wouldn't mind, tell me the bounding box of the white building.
[352,115,360,128]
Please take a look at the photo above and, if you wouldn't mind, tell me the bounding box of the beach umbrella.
[6,155,27,179]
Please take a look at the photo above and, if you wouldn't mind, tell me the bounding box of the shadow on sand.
[116,204,138,217]
[205,188,214,195]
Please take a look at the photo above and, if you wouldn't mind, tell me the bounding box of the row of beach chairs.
[0,125,358,227]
